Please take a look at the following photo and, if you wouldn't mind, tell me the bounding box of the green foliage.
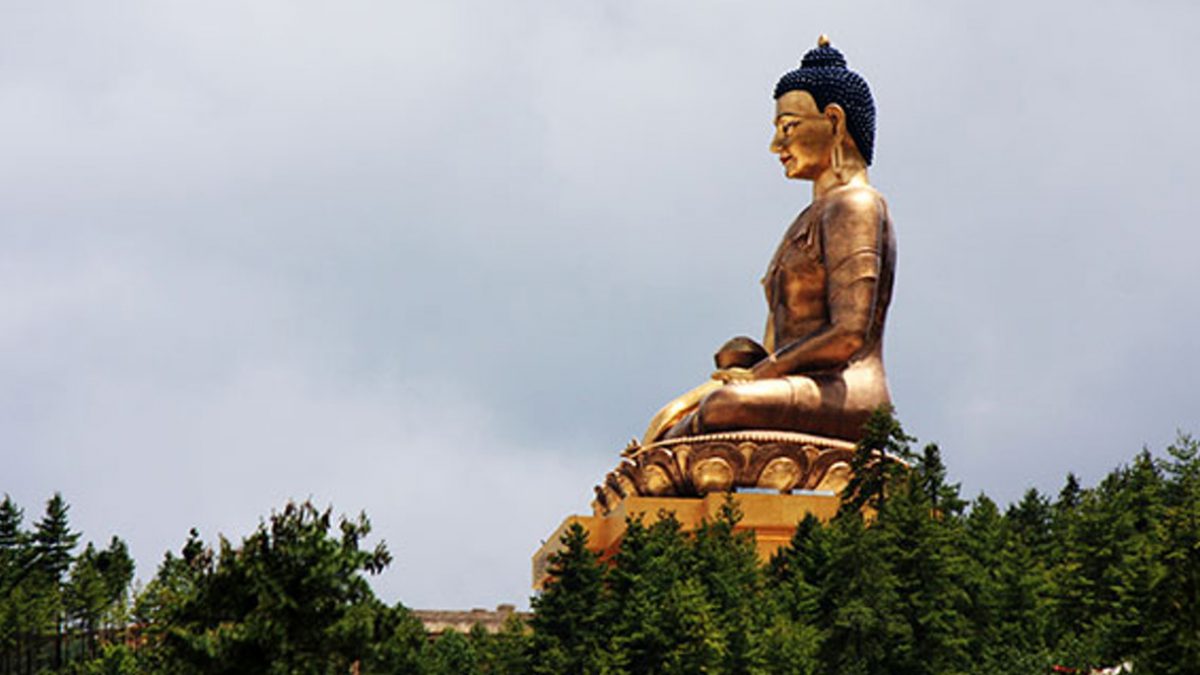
[68,536,135,661]
[35,493,80,583]
[529,523,612,674]
[820,513,909,674]
[424,629,480,675]
[7,415,1200,674]
[74,643,139,675]
[0,496,137,675]
[360,602,427,674]
[690,499,768,673]
[766,514,828,625]
[0,495,29,674]
[136,500,391,675]
[841,405,916,515]
[528,413,1200,674]
[34,493,82,670]
[529,501,773,674]
[473,614,533,674]
[1141,433,1200,673]
[605,514,701,673]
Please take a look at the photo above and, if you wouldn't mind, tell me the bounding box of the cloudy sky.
[4,1,1198,610]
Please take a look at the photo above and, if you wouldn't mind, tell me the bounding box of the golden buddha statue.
[642,35,895,446]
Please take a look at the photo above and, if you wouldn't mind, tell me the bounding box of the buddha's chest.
[763,210,827,329]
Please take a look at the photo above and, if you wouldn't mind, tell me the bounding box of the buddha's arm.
[752,191,884,379]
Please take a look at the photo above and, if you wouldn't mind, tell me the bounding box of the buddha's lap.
[695,373,887,439]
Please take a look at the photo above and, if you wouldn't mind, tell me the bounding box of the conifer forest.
[2,413,1198,674]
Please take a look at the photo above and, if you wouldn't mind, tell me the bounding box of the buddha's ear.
[823,103,847,142]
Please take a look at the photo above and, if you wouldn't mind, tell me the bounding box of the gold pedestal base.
[592,430,856,515]
[532,491,840,589]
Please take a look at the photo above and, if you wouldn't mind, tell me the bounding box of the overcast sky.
[4,1,1199,611]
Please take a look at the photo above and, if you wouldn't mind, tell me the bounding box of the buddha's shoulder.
[821,184,886,214]
[817,186,887,230]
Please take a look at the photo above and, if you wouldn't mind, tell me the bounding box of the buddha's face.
[770,90,837,180]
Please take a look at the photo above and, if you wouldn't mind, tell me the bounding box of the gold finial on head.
[817,34,831,47]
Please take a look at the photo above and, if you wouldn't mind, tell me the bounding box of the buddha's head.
[771,36,876,181]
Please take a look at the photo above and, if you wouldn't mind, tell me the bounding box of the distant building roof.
[411,604,529,635]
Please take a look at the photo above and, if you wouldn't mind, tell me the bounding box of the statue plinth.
[533,430,858,589]
[533,491,841,589]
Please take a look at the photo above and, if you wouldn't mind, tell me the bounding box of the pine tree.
[424,629,481,675]
[1057,472,1083,512]
[992,497,1054,662]
[820,512,909,674]
[879,445,973,674]
[470,613,531,675]
[1006,488,1054,561]
[96,536,135,610]
[962,494,1009,671]
[138,501,391,674]
[760,613,821,675]
[529,523,611,674]
[1049,483,1102,663]
[605,514,696,674]
[913,444,966,515]
[1139,433,1200,673]
[841,406,915,515]
[657,577,726,674]
[33,493,79,583]
[690,498,768,674]
[362,602,427,674]
[0,496,22,564]
[767,513,830,626]
[0,496,27,674]
[601,510,751,674]
[1109,452,1167,663]
[1052,453,1165,666]
[63,536,133,663]
[67,543,110,659]
[33,492,79,670]
[763,513,829,674]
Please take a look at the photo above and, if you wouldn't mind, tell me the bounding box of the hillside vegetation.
[3,412,1197,673]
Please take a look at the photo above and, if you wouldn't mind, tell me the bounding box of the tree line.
[527,414,1200,674]
[2,411,1198,673]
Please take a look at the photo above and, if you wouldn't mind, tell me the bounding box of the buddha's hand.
[712,367,755,384]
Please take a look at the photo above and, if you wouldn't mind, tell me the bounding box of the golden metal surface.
[593,430,862,514]
[643,86,895,445]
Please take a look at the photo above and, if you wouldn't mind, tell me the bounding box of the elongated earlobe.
[830,114,846,179]
[825,105,849,181]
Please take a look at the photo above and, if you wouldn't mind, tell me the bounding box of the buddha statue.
[642,36,895,446]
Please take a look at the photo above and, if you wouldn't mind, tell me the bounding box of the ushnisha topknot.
[774,35,877,165]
